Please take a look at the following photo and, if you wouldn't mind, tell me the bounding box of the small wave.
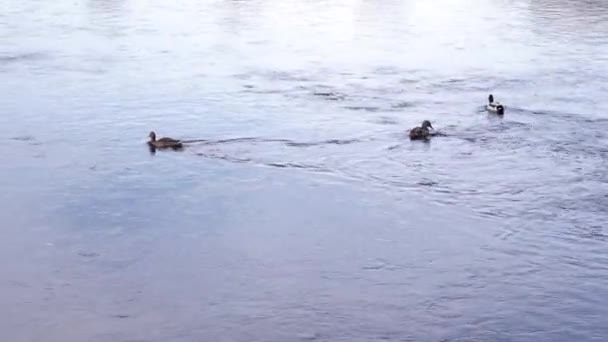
[391,101,415,109]
[372,66,401,75]
[488,121,531,133]
[312,91,347,101]
[78,251,100,258]
[344,105,381,112]
[583,117,608,125]
[194,152,252,164]
[427,77,480,91]
[386,144,403,150]
[375,116,400,125]
[232,73,252,80]
[265,162,329,172]
[257,70,311,82]
[241,88,284,94]
[206,137,272,144]
[285,138,361,147]
[10,135,36,142]
[111,314,130,319]
[418,180,438,187]
[526,109,608,128]
[0,52,47,64]
[576,225,608,242]
[181,139,210,144]
[399,78,418,84]
[266,162,305,169]
[186,136,362,148]
[188,137,290,145]
[194,152,331,173]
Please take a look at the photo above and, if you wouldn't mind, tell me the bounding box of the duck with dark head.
[148,131,183,150]
[409,120,434,140]
[487,94,505,115]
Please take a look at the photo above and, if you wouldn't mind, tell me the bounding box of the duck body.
[148,131,183,149]
[409,120,433,140]
[486,94,505,115]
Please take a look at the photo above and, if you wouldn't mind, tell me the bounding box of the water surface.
[1,0,607,341]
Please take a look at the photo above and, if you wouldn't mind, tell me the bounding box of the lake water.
[1,0,608,341]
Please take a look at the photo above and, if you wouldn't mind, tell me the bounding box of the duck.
[409,120,433,140]
[147,131,183,149]
[486,94,505,115]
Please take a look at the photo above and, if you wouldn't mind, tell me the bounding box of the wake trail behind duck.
[180,137,365,147]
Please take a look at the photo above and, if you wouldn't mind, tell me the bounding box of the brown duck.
[148,131,183,149]
[409,120,433,140]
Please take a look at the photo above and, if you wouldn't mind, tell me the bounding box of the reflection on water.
[1,0,608,341]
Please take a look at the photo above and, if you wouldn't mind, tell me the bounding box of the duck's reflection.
[147,143,184,156]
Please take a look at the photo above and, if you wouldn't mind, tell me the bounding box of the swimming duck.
[148,131,183,149]
[486,94,505,115]
[409,120,433,140]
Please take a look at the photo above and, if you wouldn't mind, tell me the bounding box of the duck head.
[148,131,156,141]
[422,120,433,130]
[488,94,494,104]
[496,105,505,115]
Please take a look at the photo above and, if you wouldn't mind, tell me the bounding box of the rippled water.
[1,0,608,341]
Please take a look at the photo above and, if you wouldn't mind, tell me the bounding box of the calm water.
[1,0,608,341]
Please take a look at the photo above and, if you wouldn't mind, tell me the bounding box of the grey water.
[1,0,608,341]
